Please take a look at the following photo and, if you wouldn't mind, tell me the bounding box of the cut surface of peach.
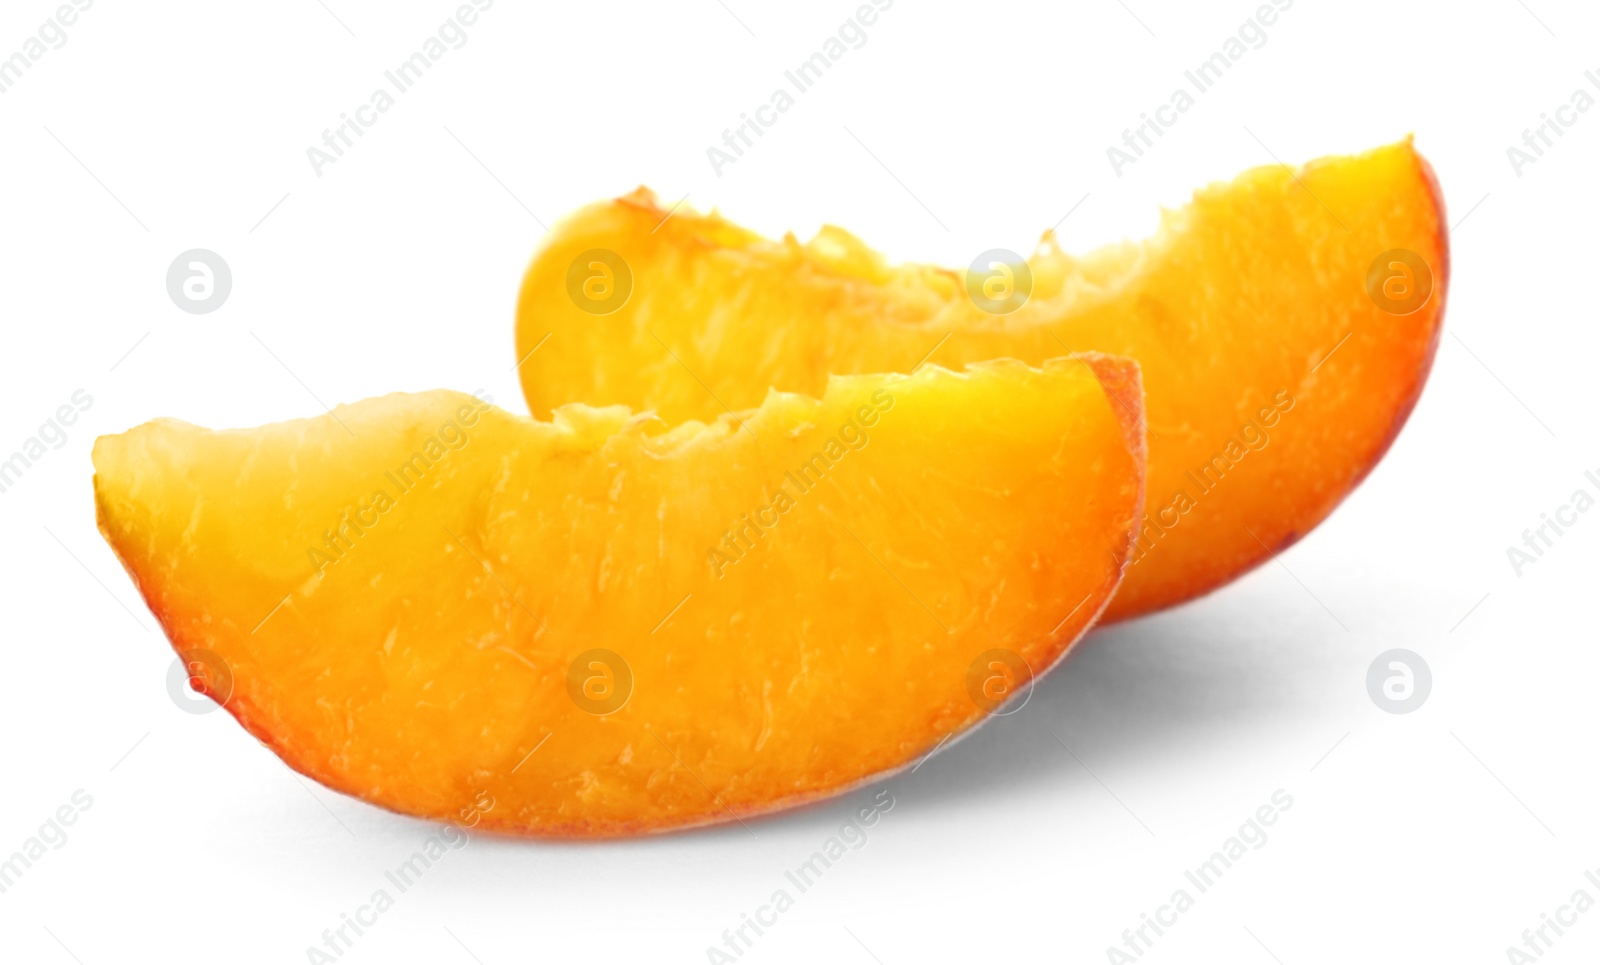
[516,139,1447,620]
[94,359,1143,836]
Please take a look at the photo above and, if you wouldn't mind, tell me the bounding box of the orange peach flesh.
[94,360,1143,836]
[516,139,1447,620]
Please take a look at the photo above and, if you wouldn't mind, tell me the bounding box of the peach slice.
[515,139,1447,620]
[94,359,1143,836]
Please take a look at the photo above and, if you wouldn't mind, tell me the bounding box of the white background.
[1,0,1595,962]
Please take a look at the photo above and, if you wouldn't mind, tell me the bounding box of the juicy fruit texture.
[516,139,1448,620]
[94,360,1144,836]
